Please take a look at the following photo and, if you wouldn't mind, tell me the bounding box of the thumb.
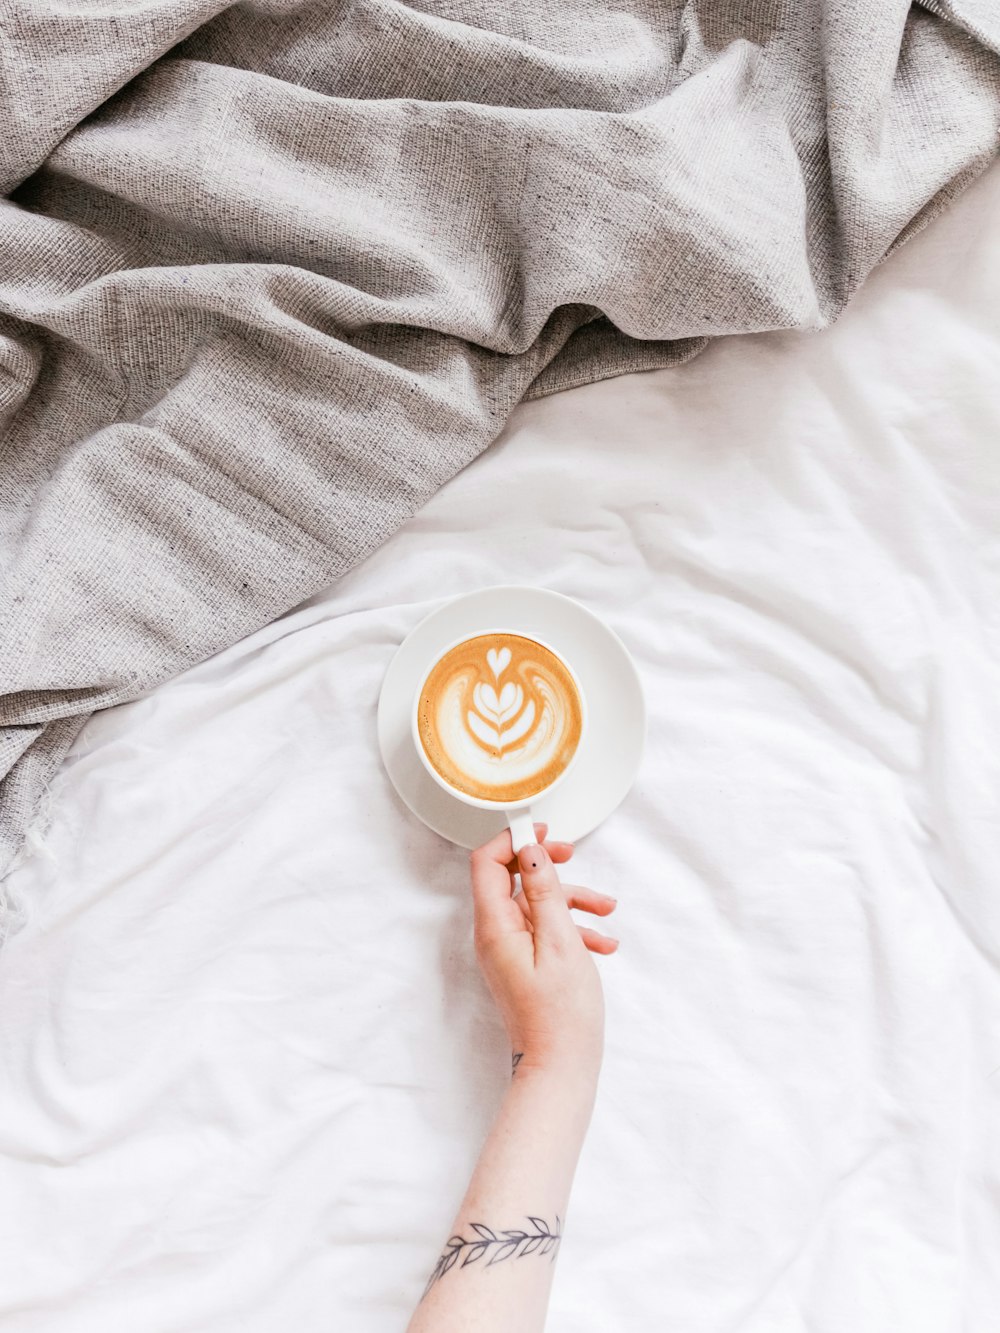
[517,842,577,948]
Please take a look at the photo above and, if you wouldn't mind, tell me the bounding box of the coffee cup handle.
[506,807,538,855]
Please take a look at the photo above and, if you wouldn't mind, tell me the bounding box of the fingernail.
[518,843,548,874]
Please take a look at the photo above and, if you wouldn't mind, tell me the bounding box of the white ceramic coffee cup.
[411,629,588,853]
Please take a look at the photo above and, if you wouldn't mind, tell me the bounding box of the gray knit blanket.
[1,0,998,878]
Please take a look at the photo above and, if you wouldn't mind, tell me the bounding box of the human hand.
[469,823,618,1085]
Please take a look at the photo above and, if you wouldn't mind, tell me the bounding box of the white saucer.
[377,585,646,848]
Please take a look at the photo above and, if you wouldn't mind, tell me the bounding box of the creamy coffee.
[416,633,583,803]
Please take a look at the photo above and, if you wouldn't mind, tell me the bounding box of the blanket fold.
[2,0,999,877]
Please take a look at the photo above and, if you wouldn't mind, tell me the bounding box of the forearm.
[407,1063,599,1333]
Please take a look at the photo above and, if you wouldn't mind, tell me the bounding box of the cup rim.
[411,627,588,810]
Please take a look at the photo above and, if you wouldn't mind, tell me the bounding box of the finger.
[472,825,517,868]
[504,824,573,873]
[543,840,575,865]
[514,884,616,920]
[469,829,524,943]
[503,820,548,876]
[509,826,570,896]
[517,842,578,951]
[506,840,573,876]
[578,925,619,955]
[563,885,617,917]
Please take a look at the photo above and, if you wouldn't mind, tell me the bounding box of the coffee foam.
[416,633,583,803]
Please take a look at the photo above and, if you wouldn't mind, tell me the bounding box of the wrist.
[504,1062,599,1151]
[510,1035,603,1087]
[511,1055,601,1099]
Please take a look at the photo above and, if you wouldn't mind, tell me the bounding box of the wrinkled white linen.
[1,163,999,1332]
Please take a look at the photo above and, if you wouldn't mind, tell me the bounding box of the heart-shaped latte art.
[486,646,512,678]
[417,633,582,804]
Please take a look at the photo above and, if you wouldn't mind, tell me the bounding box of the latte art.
[417,634,583,803]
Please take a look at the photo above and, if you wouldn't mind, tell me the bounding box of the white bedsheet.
[2,162,1000,1333]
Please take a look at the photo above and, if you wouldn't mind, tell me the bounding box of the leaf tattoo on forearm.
[422,1215,562,1298]
[511,1051,523,1076]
